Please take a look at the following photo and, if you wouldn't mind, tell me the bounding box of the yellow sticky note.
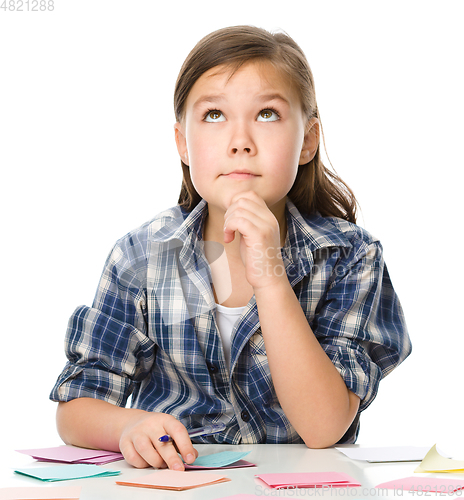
[415,445,464,473]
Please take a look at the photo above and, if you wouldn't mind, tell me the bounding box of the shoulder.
[318,215,383,264]
[117,205,188,247]
[288,200,380,253]
[108,205,189,265]
[320,215,380,248]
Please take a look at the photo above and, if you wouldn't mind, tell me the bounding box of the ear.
[299,118,320,165]
[174,122,189,166]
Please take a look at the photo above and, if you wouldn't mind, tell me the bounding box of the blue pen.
[158,423,226,443]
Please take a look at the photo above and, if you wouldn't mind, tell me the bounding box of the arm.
[253,279,360,447]
[56,398,197,469]
[223,192,360,447]
[50,235,198,470]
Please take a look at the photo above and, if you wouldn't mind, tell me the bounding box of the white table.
[1,444,461,499]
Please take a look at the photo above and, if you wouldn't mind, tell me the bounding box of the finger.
[223,202,265,244]
[154,440,187,470]
[224,214,257,244]
[226,195,266,220]
[223,226,236,244]
[224,209,277,247]
[229,190,265,207]
[224,206,265,230]
[119,439,151,469]
[224,200,270,234]
[161,420,198,466]
[132,434,172,469]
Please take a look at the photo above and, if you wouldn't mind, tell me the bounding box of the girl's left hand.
[223,191,287,290]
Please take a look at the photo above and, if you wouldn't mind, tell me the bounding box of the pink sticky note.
[0,486,81,500]
[73,455,123,465]
[215,496,264,500]
[16,445,123,464]
[116,469,230,490]
[184,459,256,470]
[214,496,265,500]
[376,476,464,494]
[255,472,361,489]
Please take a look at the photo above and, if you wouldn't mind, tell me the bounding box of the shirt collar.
[283,199,353,283]
[151,199,207,243]
[150,199,208,273]
[150,198,353,277]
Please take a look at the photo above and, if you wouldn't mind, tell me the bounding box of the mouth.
[221,170,260,180]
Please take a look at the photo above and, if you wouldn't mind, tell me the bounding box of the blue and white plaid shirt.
[50,199,411,444]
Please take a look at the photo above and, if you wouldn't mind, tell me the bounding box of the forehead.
[187,60,299,104]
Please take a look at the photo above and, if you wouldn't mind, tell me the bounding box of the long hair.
[174,25,358,223]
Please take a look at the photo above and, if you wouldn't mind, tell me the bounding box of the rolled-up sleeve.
[312,240,411,411]
[50,239,155,406]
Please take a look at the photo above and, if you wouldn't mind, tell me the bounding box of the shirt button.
[207,362,218,374]
[241,410,250,422]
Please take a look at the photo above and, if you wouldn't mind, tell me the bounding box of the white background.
[1,0,463,460]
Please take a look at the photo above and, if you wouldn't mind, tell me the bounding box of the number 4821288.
[1,1,54,11]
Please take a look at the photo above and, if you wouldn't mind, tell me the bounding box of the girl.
[51,26,411,471]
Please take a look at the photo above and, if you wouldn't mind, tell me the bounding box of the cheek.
[265,125,302,158]
[266,136,301,174]
[187,133,223,188]
[188,151,217,198]
[186,128,220,165]
[265,142,301,196]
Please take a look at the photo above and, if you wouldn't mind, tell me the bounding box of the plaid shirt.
[50,199,411,444]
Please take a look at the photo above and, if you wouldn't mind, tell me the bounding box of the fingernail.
[172,462,183,471]
[186,453,195,463]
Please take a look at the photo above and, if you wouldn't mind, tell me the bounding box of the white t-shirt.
[215,303,246,370]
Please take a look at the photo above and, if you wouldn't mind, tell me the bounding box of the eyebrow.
[256,93,291,106]
[192,93,290,110]
[192,94,226,110]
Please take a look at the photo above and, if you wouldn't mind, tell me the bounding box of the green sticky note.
[191,451,251,468]
[14,464,120,482]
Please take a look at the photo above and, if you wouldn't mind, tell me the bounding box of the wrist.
[117,407,150,435]
[253,273,291,300]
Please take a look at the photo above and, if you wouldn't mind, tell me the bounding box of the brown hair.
[174,25,358,223]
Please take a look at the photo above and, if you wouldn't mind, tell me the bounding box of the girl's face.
[175,61,318,216]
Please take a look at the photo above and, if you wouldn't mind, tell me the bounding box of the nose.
[229,122,256,156]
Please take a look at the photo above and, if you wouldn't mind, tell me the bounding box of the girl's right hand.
[119,412,198,470]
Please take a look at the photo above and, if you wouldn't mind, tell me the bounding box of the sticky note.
[376,476,464,494]
[184,450,254,469]
[214,496,268,500]
[415,444,464,473]
[0,486,81,500]
[14,464,120,482]
[255,471,361,489]
[214,496,264,500]
[16,445,123,465]
[336,446,430,462]
[115,469,230,490]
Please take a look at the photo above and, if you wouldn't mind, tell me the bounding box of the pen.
[158,423,226,443]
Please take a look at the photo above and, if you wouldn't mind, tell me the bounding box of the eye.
[257,109,280,122]
[204,110,226,122]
